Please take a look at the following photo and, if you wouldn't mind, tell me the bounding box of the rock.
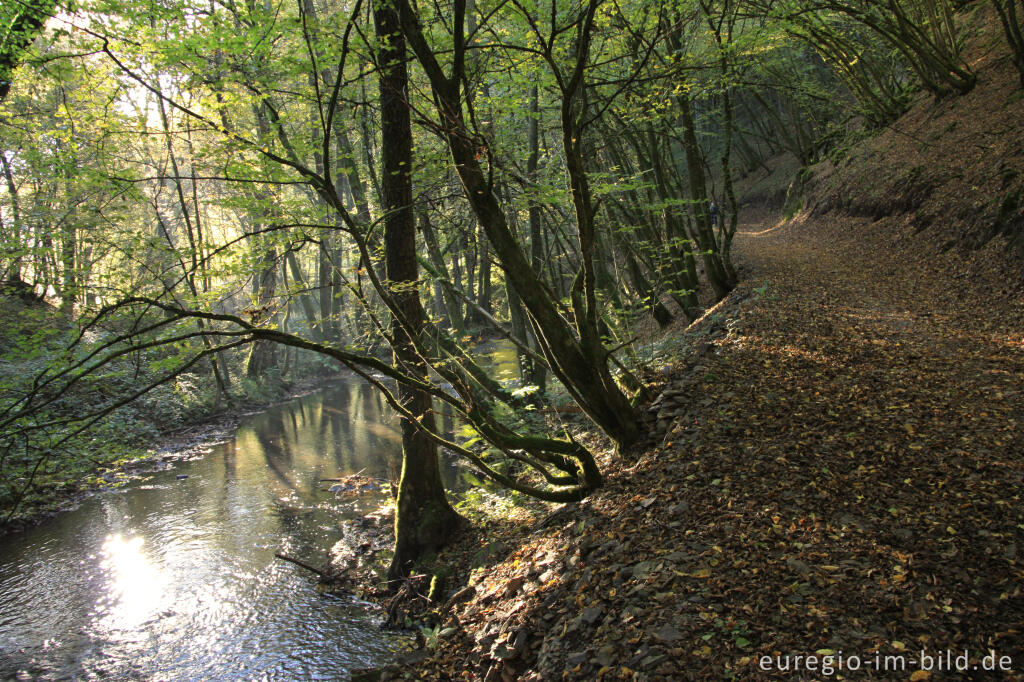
[504,575,525,596]
[581,606,603,625]
[578,537,595,556]
[176,474,188,480]
[512,626,530,656]
[651,625,683,642]
[663,551,693,562]
[632,560,656,579]
[472,541,510,568]
[566,652,589,667]
[892,527,914,542]
[445,585,476,609]
[491,640,517,661]
[641,653,668,668]
[397,648,429,665]
[595,644,617,667]
[668,502,690,515]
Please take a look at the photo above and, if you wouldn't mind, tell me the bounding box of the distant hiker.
[709,201,719,227]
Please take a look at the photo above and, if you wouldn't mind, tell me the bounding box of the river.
[0,343,517,680]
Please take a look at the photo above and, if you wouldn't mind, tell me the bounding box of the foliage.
[0,0,1013,542]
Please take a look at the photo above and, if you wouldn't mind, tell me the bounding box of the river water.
[0,344,518,680]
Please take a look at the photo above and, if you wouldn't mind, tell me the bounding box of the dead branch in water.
[274,552,325,577]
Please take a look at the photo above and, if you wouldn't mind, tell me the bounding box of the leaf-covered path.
[401,216,1024,681]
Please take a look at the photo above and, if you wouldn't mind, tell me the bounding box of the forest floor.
[385,211,1024,681]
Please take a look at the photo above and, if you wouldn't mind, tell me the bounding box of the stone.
[668,502,690,515]
[491,641,516,661]
[595,644,617,667]
[504,575,525,596]
[397,649,428,665]
[641,653,668,668]
[472,541,510,568]
[566,652,589,666]
[663,551,693,562]
[581,606,603,625]
[512,626,530,656]
[651,625,683,642]
[632,560,655,579]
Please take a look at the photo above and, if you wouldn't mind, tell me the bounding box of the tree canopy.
[2,0,1019,565]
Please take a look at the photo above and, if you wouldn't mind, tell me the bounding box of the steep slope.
[376,11,1024,680]
[795,6,1024,296]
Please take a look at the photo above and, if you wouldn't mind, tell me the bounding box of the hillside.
[372,11,1024,682]
[748,3,1024,297]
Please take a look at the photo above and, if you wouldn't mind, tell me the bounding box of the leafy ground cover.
[375,211,1023,680]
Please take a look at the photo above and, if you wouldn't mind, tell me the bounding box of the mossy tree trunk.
[374,0,462,582]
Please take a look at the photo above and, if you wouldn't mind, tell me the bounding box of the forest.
[1,0,1023,678]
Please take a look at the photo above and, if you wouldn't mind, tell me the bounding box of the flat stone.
[668,502,690,515]
[651,625,683,642]
[581,606,603,625]
[632,560,655,579]
[397,649,428,665]
[491,641,516,661]
[504,575,525,596]
[663,551,693,562]
[641,653,668,668]
[786,557,811,575]
[566,652,588,666]
[595,644,617,667]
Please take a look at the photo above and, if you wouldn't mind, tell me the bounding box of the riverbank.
[0,376,411,679]
[0,371,351,535]
[364,208,1022,680]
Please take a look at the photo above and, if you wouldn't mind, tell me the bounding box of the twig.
[275,552,325,577]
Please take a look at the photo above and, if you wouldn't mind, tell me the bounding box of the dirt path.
[402,215,1024,681]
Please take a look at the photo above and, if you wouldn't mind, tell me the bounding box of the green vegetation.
[2,0,1021,576]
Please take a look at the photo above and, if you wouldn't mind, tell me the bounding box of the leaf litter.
[370,213,1023,681]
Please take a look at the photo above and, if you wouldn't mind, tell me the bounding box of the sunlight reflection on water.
[0,374,413,680]
[1,346,518,679]
[95,534,169,631]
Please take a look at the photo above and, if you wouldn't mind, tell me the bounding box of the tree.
[1,0,58,100]
[992,0,1024,88]
[373,0,462,579]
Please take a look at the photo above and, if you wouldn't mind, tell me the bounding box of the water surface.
[0,376,411,680]
[0,342,521,679]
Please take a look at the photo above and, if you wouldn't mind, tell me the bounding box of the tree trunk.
[245,236,279,379]
[375,0,461,582]
[1,152,23,283]
[398,2,640,450]
[420,210,464,332]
